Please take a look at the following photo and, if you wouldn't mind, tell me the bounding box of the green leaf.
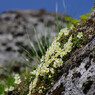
[0,83,5,94]
[71,19,80,25]
[65,17,80,25]
[80,13,90,22]
[65,17,72,22]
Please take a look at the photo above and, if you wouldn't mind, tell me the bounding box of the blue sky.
[0,0,95,19]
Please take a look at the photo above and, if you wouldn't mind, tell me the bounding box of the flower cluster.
[77,32,83,38]
[5,74,21,92]
[14,74,21,84]
[9,86,14,91]
[5,86,14,92]
[28,26,74,95]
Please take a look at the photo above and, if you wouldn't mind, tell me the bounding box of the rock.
[46,9,95,95]
[0,10,68,66]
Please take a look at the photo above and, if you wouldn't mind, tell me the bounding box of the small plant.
[80,8,94,23]
[65,17,80,25]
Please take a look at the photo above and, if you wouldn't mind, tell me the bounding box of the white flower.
[26,58,29,62]
[29,83,33,90]
[68,42,73,47]
[41,56,45,62]
[30,70,36,75]
[45,62,50,67]
[51,56,55,61]
[55,52,60,57]
[41,66,49,74]
[14,74,20,79]
[59,29,64,36]
[49,75,52,78]
[27,91,31,95]
[50,68,55,74]
[67,47,72,52]
[55,42,60,46]
[60,51,67,57]
[70,25,74,30]
[35,71,39,76]
[44,67,49,73]
[48,59,52,63]
[37,64,42,70]
[39,89,42,93]
[64,37,73,53]
[57,59,63,67]
[64,30,69,36]
[77,32,83,38]
[33,78,38,86]
[45,56,49,62]
[5,88,8,92]
[9,86,14,91]
[53,62,58,68]
[59,27,69,36]
[15,79,21,84]
[69,35,73,41]
[63,27,69,36]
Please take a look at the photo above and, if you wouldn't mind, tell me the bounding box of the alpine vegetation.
[1,8,95,95]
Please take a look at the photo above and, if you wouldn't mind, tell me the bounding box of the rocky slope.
[0,9,68,67]
[46,9,95,95]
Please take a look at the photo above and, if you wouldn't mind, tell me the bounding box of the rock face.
[46,10,95,95]
[0,10,68,66]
